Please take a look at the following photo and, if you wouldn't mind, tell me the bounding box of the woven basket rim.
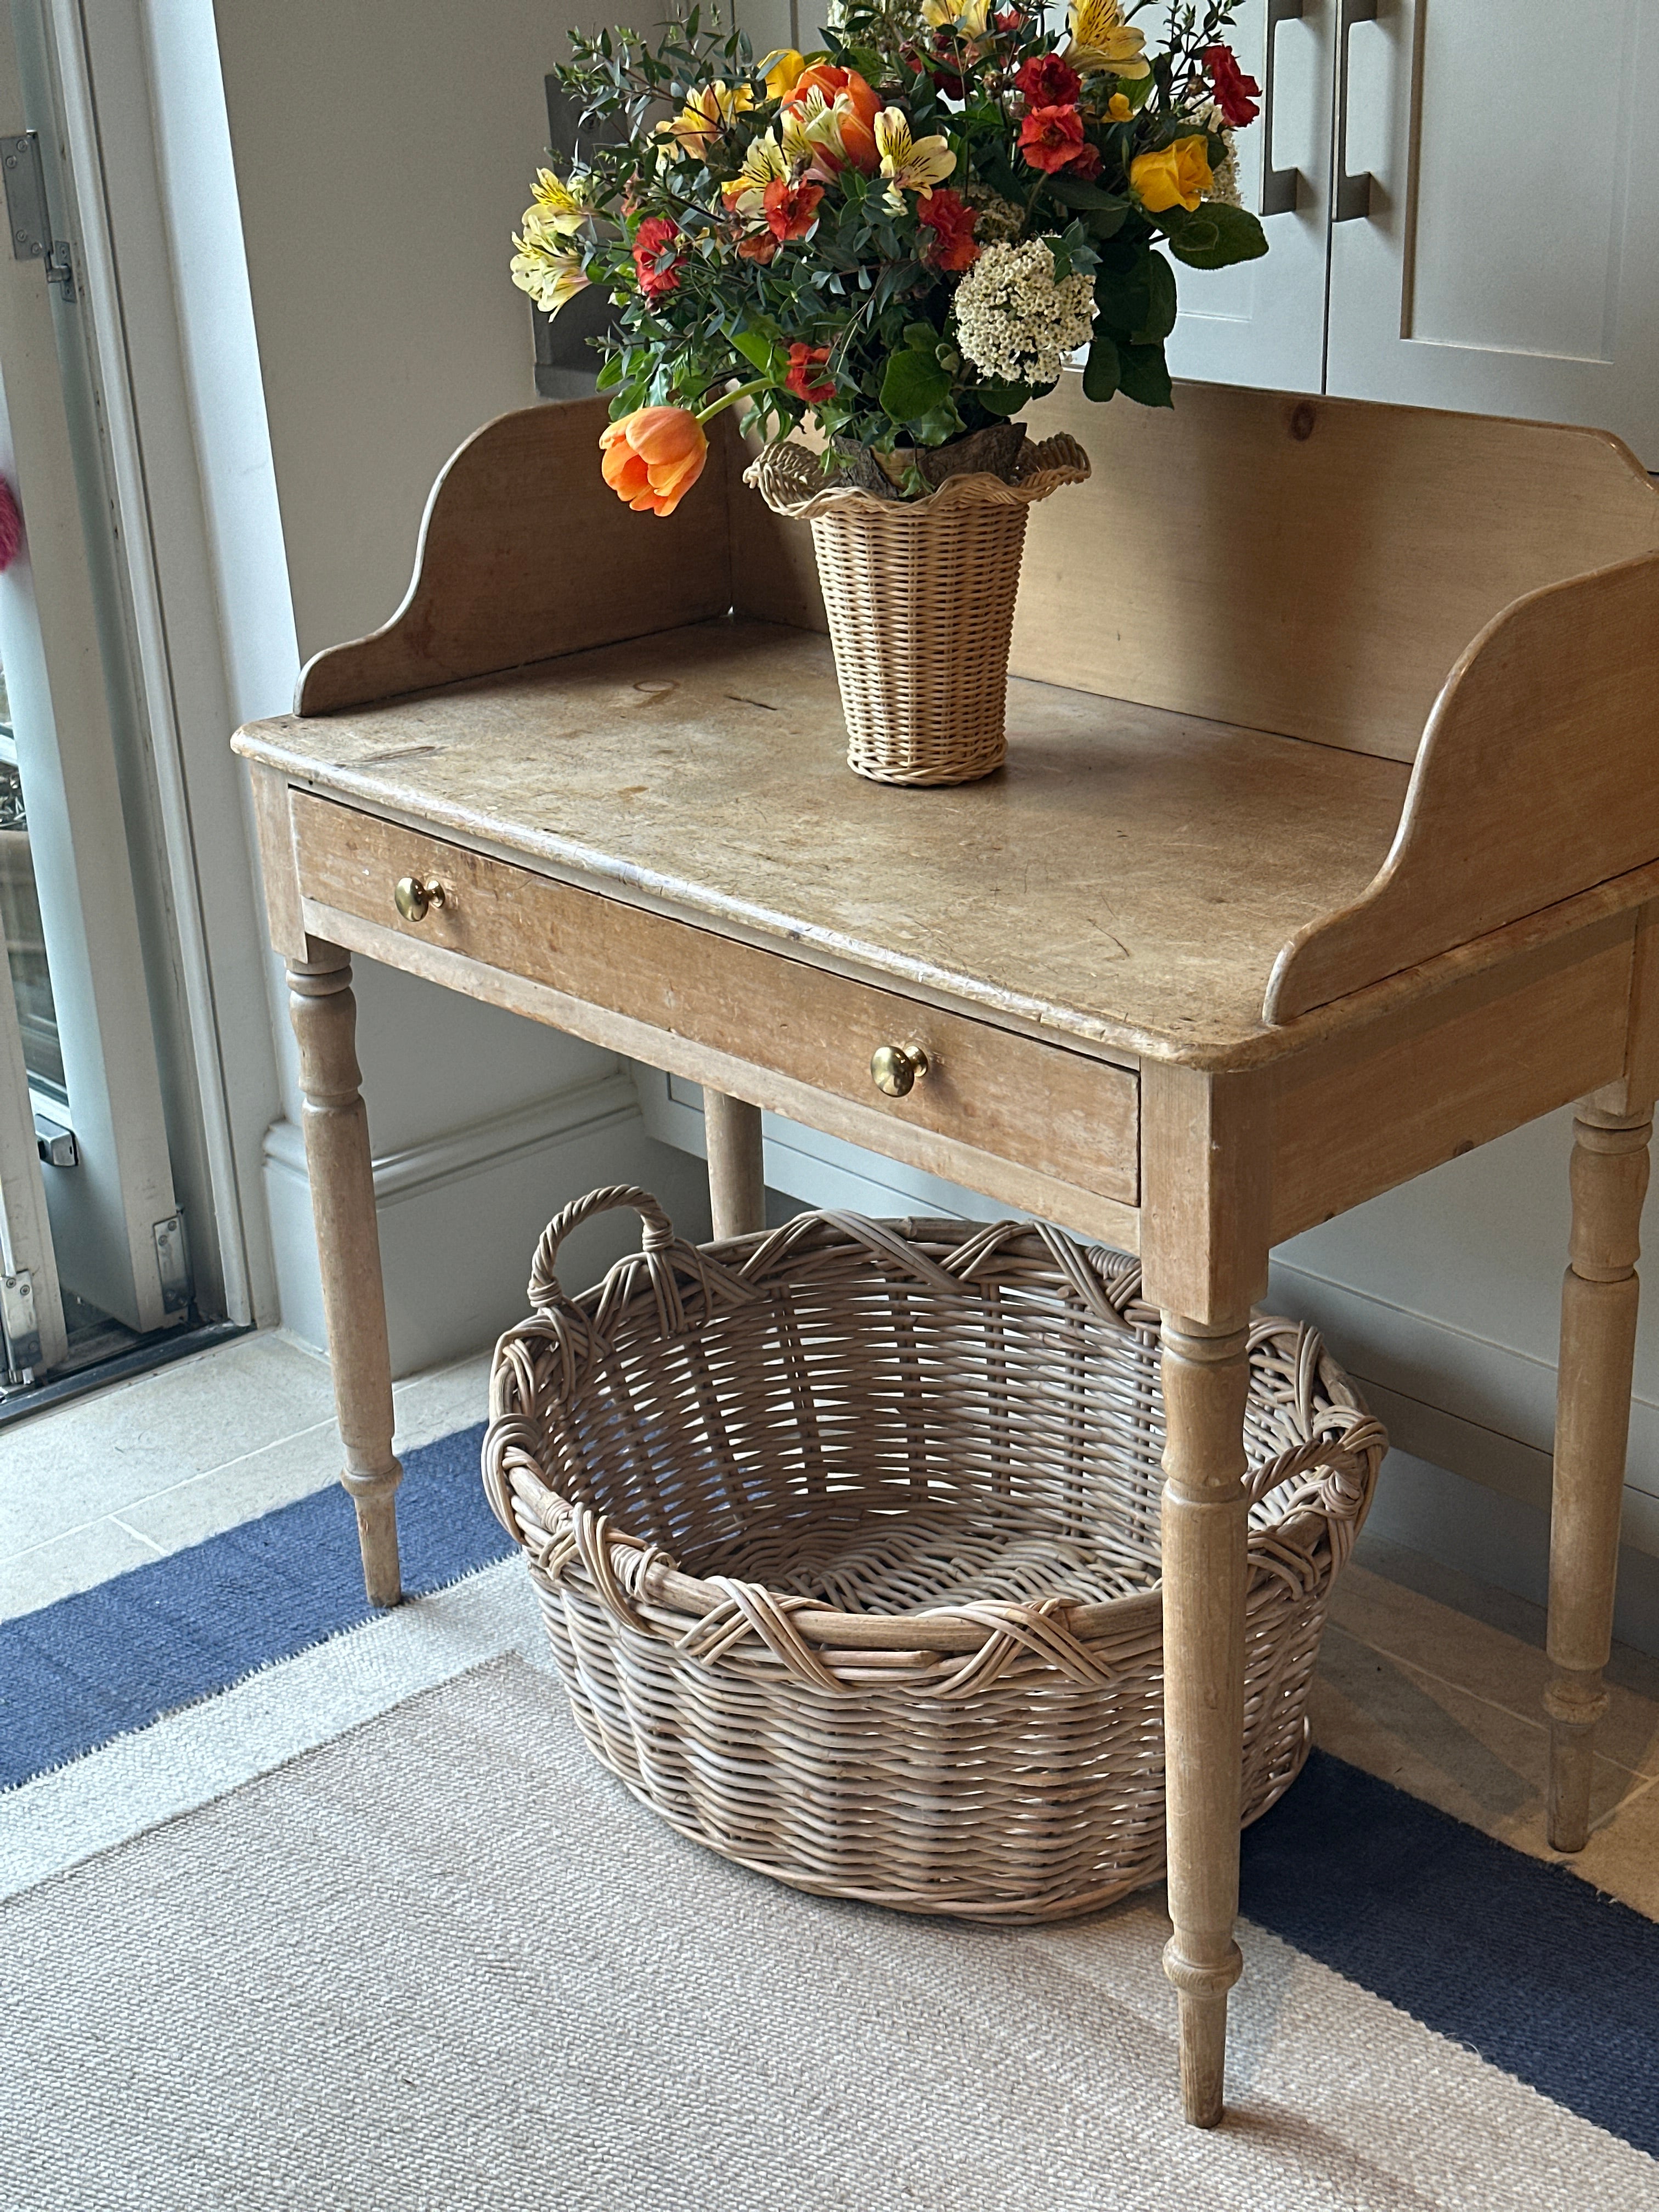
[484,1197,1387,1693]
[744,432,1091,521]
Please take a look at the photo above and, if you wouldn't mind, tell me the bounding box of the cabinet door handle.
[1334,0,1377,221]
[1259,0,1306,218]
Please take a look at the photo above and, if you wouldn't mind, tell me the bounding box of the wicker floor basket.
[484,1189,1386,1924]
[746,438,1092,787]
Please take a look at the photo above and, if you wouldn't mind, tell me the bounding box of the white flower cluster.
[953,241,1096,388]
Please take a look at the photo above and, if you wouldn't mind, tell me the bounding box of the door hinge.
[153,1212,191,1317]
[1,131,75,301]
[0,1266,42,1378]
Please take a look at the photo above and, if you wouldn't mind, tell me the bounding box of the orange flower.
[784,64,881,174]
[599,407,708,517]
[763,175,824,240]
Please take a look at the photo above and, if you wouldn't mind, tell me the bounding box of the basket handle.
[528,1185,678,1310]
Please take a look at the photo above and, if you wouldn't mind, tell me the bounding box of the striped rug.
[2,1432,1654,2209]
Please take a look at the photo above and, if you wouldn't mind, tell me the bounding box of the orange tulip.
[599,407,709,517]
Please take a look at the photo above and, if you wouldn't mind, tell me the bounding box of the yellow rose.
[1130,136,1214,214]
[1107,93,1132,121]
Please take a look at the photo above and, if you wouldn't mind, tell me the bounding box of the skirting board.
[637,1068,1659,1658]
[264,1071,712,1375]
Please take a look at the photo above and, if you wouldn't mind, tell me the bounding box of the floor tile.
[0,1333,340,1556]
[1329,1560,1659,1779]
[116,1350,496,1558]
[0,1516,163,1621]
[1311,1622,1658,1915]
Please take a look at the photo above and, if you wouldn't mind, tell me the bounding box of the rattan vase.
[747,436,1091,787]
[484,1189,1387,1925]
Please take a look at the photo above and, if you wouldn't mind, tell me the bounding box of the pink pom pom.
[0,478,22,572]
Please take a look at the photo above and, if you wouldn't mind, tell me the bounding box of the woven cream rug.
[3,1564,1652,2212]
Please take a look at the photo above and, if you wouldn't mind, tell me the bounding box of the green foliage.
[1160,201,1270,271]
[521,0,1257,484]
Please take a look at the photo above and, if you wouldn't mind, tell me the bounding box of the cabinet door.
[1164,0,1332,393]
[1326,0,1659,465]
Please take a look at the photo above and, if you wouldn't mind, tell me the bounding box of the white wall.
[154,0,714,1369]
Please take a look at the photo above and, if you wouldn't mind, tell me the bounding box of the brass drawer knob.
[871,1042,929,1098]
[394,874,447,923]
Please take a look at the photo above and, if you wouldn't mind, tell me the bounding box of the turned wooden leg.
[1546,1101,1650,1850]
[288,947,404,1607]
[704,1089,766,1239]
[1159,1312,1251,2129]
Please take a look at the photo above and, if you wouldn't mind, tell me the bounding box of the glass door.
[0,5,189,1391]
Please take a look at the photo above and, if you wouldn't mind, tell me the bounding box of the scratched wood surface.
[237,617,1408,1066]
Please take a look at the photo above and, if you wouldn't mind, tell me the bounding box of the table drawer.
[290,792,1138,1208]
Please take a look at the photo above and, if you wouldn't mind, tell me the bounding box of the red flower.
[994,9,1024,29]
[1019,104,1086,174]
[1204,44,1261,127]
[1015,53,1081,109]
[1068,140,1103,182]
[785,343,836,404]
[631,217,684,301]
[917,187,979,272]
[763,175,825,241]
[736,230,778,264]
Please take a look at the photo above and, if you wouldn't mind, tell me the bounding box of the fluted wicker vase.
[484,1190,1387,1925]
[747,435,1091,787]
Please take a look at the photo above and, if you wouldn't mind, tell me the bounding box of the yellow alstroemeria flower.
[757,47,808,98]
[509,222,590,314]
[921,0,992,35]
[1130,134,1214,213]
[721,127,789,215]
[1065,0,1151,79]
[873,109,956,211]
[527,168,590,238]
[658,78,754,157]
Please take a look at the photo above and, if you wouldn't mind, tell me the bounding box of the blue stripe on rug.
[7,1455,1657,2165]
[1240,1748,1659,2158]
[0,1423,510,1790]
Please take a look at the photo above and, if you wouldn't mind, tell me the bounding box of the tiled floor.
[0,1330,493,1621]
[2,1329,1655,1915]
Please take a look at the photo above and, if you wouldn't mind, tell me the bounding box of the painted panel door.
[1164,0,1332,394]
[1325,0,1659,465]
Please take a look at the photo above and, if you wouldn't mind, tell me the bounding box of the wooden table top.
[239,615,1412,1065]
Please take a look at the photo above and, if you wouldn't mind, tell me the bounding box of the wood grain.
[1268,551,1659,1020]
[289,789,1140,1210]
[1014,376,1659,765]
[236,623,1405,1068]
[1270,921,1634,1240]
[286,947,404,1606]
[1546,1103,1652,1852]
[295,398,733,714]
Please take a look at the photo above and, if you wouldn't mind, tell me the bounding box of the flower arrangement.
[512,1,1268,515]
